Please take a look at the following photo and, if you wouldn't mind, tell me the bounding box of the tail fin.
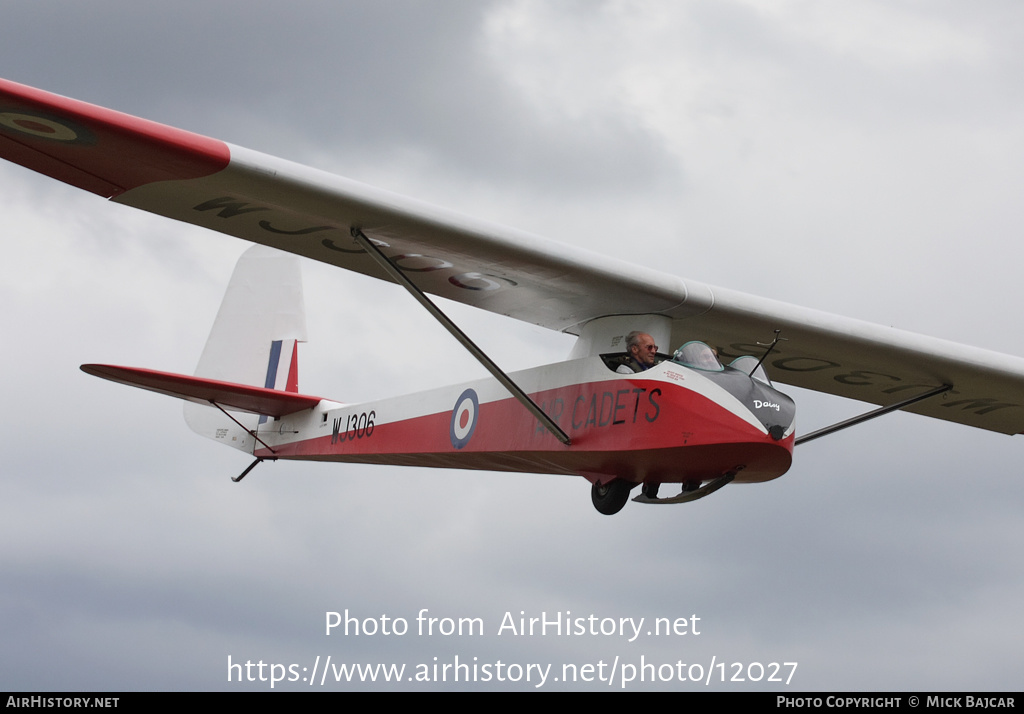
[185,245,308,451]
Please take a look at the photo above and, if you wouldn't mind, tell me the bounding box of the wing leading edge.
[5,78,1024,435]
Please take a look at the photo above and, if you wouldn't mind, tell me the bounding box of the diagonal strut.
[351,227,571,446]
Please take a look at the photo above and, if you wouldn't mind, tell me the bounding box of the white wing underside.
[115,146,1024,435]
[1,77,1021,435]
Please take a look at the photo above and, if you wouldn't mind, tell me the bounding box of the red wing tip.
[1,78,230,195]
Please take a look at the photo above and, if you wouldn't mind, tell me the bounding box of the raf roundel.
[0,112,93,144]
[449,389,479,450]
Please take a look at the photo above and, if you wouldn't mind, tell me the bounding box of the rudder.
[184,245,308,451]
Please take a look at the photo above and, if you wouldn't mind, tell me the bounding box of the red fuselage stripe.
[259,379,794,483]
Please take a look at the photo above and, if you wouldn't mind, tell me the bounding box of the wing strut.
[795,384,953,446]
[351,227,571,446]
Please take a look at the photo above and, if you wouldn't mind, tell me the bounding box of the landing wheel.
[591,479,632,515]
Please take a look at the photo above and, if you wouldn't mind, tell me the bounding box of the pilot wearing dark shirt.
[616,331,658,373]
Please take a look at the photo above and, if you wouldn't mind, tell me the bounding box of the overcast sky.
[1,0,1023,691]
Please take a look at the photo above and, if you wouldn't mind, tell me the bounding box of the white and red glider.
[2,77,1021,514]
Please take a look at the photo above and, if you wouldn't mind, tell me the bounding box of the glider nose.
[748,388,796,442]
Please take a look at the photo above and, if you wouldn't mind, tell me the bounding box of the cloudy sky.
[2,0,1023,691]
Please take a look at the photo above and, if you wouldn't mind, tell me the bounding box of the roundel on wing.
[0,111,95,145]
[450,389,479,450]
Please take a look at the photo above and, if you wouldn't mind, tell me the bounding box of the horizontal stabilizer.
[81,364,323,417]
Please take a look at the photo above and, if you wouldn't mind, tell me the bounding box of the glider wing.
[5,79,1024,435]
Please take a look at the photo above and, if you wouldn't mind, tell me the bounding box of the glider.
[3,77,1022,515]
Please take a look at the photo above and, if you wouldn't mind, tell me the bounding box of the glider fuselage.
[258,356,795,486]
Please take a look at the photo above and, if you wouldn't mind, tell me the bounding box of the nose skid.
[632,472,735,505]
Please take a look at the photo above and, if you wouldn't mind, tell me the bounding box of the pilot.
[616,331,658,373]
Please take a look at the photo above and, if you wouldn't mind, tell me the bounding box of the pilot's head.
[626,331,657,368]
